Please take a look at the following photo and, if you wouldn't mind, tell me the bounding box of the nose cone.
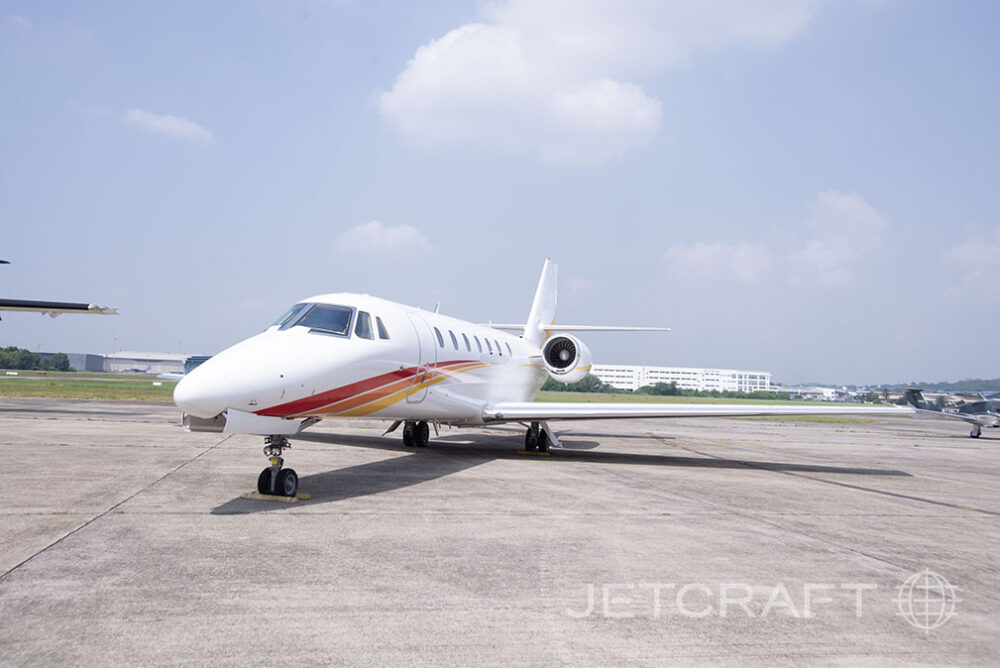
[173,330,315,418]
[174,367,227,418]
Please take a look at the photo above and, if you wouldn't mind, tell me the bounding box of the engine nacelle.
[542,334,593,384]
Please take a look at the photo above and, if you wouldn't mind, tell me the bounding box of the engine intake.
[542,334,592,384]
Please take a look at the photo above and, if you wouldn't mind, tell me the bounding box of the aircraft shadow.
[210,429,910,513]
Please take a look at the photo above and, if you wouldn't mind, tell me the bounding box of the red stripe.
[255,360,480,417]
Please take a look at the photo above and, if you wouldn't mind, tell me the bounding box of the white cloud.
[943,225,1000,294]
[85,105,114,119]
[663,190,890,288]
[123,108,214,143]
[380,1,819,163]
[665,241,772,284]
[5,15,31,30]
[787,190,889,286]
[336,221,433,255]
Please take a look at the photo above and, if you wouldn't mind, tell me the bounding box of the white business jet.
[174,259,913,497]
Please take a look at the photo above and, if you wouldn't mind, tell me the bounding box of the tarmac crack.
[0,433,234,582]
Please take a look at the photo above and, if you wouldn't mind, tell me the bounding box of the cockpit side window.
[485,339,493,355]
[355,311,374,340]
[272,303,308,330]
[376,316,390,340]
[462,333,471,352]
[449,330,459,350]
[434,327,445,348]
[297,304,354,336]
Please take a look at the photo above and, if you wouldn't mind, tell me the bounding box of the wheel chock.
[240,491,313,503]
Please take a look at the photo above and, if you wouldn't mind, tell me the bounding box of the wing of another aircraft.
[484,402,914,422]
[0,298,118,318]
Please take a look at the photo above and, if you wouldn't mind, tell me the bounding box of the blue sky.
[1,1,997,385]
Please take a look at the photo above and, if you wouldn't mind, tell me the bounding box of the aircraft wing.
[913,408,986,425]
[483,324,671,332]
[0,299,118,318]
[484,402,915,422]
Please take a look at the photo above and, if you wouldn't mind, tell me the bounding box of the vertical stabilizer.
[524,259,557,346]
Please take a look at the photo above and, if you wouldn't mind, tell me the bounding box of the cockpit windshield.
[270,303,308,329]
[298,304,353,335]
[269,302,356,337]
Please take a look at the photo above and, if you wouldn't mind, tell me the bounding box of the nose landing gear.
[257,435,298,497]
[970,425,982,439]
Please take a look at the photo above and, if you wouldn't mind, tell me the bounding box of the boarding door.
[405,312,437,403]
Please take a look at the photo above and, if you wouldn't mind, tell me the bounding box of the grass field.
[0,377,177,401]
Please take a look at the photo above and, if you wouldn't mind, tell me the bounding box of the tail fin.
[904,389,932,410]
[524,259,557,346]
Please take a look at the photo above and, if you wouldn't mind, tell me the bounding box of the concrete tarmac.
[0,397,998,666]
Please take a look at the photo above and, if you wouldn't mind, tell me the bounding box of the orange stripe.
[284,359,481,418]
[334,362,491,417]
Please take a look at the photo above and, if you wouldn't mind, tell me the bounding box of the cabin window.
[297,304,353,336]
[376,316,390,340]
[462,333,471,352]
[355,311,374,340]
[434,327,445,348]
[474,336,483,353]
[449,330,459,350]
[485,339,493,355]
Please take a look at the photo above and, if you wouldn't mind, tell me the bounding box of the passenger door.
[405,312,437,403]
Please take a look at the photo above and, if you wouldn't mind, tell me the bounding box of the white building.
[591,364,772,393]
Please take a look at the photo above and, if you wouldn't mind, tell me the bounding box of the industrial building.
[102,352,187,375]
[591,364,772,393]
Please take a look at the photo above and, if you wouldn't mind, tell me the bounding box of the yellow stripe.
[335,362,491,417]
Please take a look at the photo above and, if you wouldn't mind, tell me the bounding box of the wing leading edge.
[484,402,915,422]
[0,299,118,318]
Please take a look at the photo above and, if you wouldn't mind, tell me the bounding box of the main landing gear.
[402,420,430,447]
[524,421,550,453]
[970,425,982,439]
[257,435,298,497]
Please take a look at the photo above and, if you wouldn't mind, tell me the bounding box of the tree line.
[893,378,1000,393]
[0,347,71,371]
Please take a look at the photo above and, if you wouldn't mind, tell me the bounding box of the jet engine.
[542,334,593,384]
